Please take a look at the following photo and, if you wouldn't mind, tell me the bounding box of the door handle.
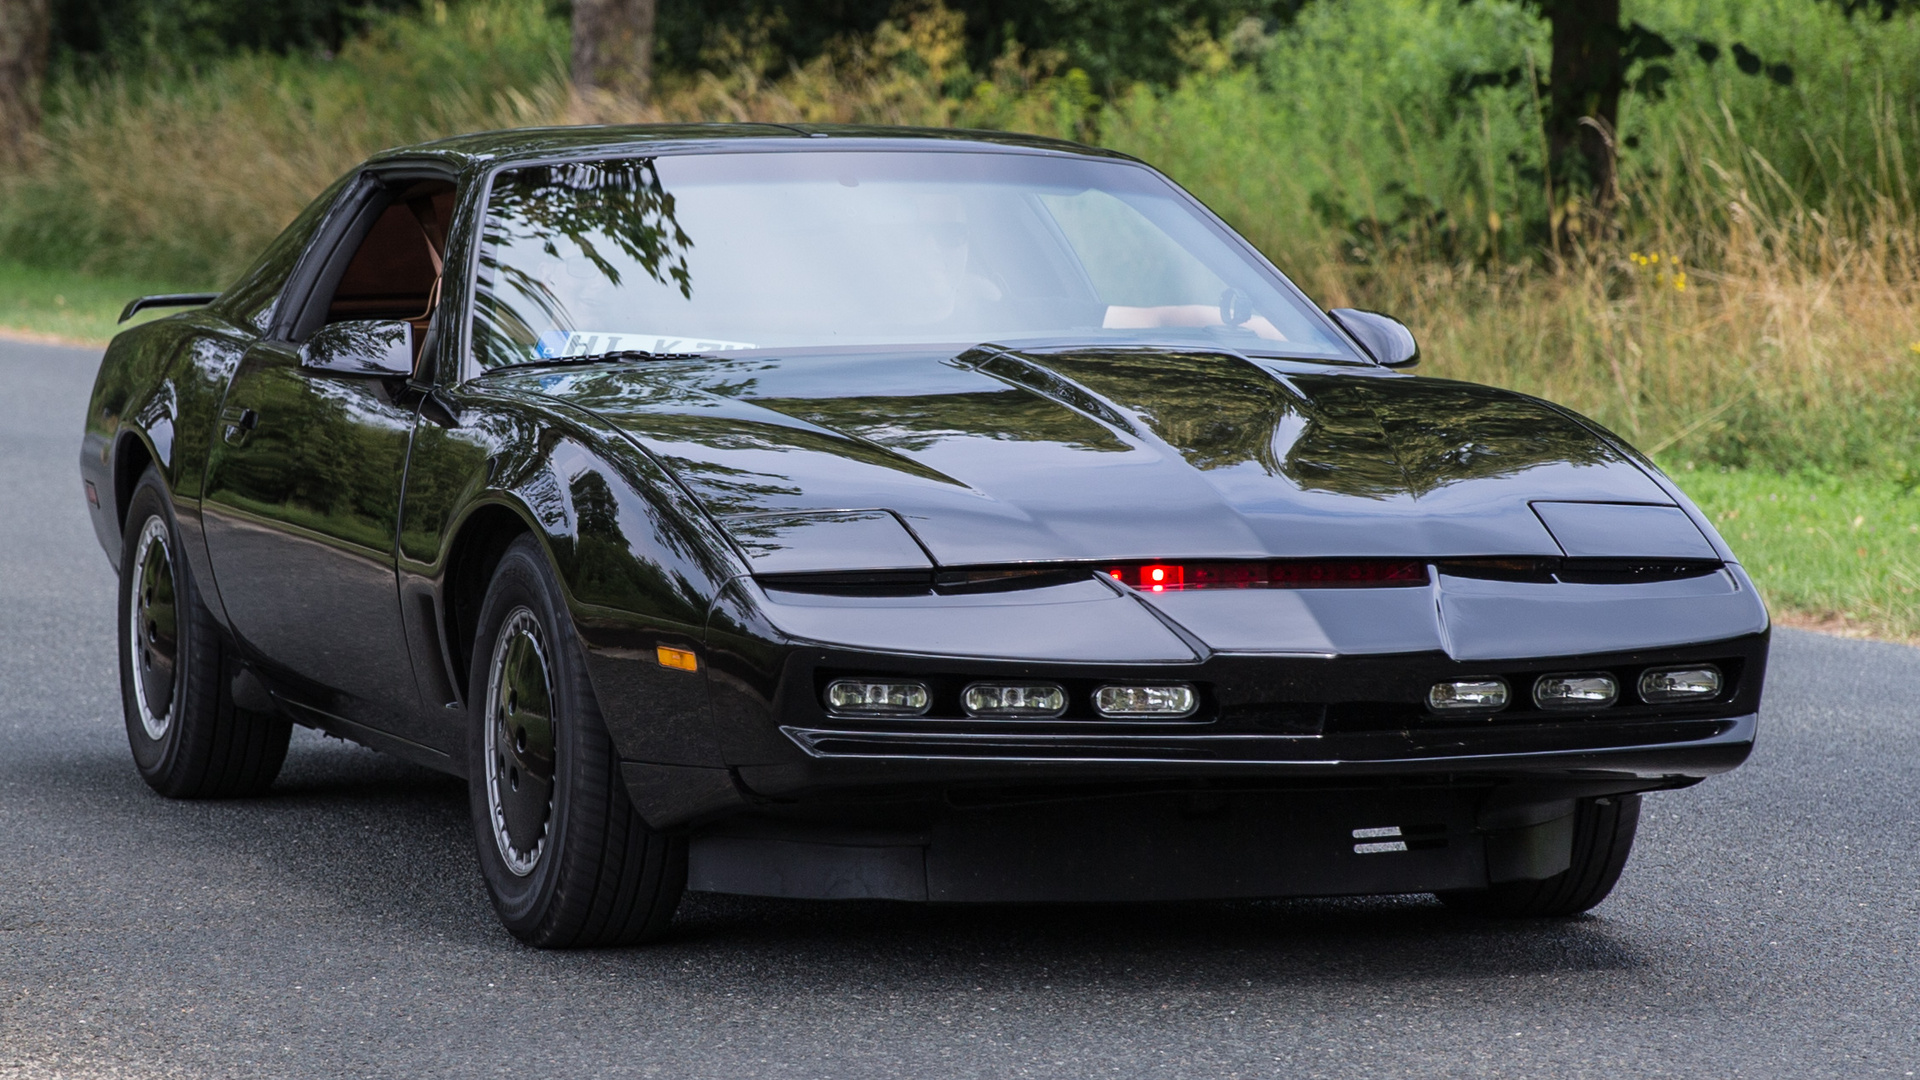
[220,406,258,444]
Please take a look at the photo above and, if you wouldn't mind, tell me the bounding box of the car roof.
[369,123,1140,172]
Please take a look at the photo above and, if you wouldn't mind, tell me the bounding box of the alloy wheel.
[483,607,556,876]
[128,517,179,740]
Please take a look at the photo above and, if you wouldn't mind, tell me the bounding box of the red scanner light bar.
[1105,560,1428,592]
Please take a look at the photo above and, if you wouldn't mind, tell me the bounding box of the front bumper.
[757,711,1755,790]
[721,631,1765,800]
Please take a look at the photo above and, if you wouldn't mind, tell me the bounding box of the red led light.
[1103,560,1427,590]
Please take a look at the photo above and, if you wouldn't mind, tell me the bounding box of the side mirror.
[1328,308,1419,368]
[300,319,415,378]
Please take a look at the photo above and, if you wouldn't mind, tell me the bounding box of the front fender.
[400,385,748,770]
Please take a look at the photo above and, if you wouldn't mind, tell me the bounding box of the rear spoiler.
[119,293,219,323]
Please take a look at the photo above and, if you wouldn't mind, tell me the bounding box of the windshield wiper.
[488,349,713,373]
[598,349,712,362]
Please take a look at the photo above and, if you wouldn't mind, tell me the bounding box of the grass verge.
[1666,465,1920,644]
[0,261,199,344]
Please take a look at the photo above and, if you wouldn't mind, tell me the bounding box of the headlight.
[824,679,931,717]
[1638,665,1722,703]
[1093,684,1197,719]
[1533,672,1619,710]
[962,683,1067,718]
[1427,678,1510,713]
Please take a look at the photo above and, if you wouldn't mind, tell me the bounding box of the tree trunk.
[1541,0,1625,208]
[572,0,655,101]
[0,0,53,168]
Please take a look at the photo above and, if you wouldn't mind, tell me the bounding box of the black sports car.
[82,125,1767,947]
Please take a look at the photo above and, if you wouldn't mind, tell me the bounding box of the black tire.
[118,467,291,798]
[465,534,686,948]
[1441,794,1642,917]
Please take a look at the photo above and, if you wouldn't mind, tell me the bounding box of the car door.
[201,168,457,745]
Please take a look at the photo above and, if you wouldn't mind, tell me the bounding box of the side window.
[325,183,456,325]
[281,176,457,349]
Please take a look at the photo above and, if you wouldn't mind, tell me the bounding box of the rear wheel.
[465,534,685,948]
[1441,794,1641,917]
[118,467,291,797]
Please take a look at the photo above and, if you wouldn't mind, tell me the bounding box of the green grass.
[0,260,200,343]
[1666,463,1920,641]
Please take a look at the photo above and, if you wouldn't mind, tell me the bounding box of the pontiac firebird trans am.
[82,125,1768,947]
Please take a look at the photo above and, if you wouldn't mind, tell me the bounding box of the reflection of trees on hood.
[1288,375,1626,499]
[989,350,1624,500]
[1024,350,1298,474]
[751,390,1130,454]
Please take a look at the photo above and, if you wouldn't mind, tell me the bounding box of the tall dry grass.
[1358,163,1920,478]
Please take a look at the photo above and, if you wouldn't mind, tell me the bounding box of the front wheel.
[1440,794,1642,917]
[466,534,685,948]
[118,467,291,797]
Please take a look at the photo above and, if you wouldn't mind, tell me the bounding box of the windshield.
[470,149,1358,367]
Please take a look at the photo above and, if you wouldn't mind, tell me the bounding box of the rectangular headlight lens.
[1533,672,1619,710]
[1638,665,1722,703]
[824,679,930,716]
[1093,684,1197,719]
[962,683,1067,718]
[1427,678,1509,713]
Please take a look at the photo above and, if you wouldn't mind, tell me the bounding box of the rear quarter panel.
[82,310,255,605]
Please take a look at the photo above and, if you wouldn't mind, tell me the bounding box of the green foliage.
[2,0,567,284]
[1102,0,1920,269]
[0,260,186,341]
[52,0,423,73]
[657,0,1309,92]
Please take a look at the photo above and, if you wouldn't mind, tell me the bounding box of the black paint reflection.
[201,345,420,727]
[751,389,1129,455]
[1288,375,1627,499]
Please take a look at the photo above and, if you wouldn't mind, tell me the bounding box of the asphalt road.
[2,337,1917,1079]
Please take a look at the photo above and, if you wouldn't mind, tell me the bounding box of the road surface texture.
[1,338,1915,1078]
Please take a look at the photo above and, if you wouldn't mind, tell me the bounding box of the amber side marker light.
[656,645,700,672]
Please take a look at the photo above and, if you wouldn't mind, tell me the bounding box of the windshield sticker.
[534,330,757,358]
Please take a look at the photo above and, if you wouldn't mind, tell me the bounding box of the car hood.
[515,346,1681,568]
